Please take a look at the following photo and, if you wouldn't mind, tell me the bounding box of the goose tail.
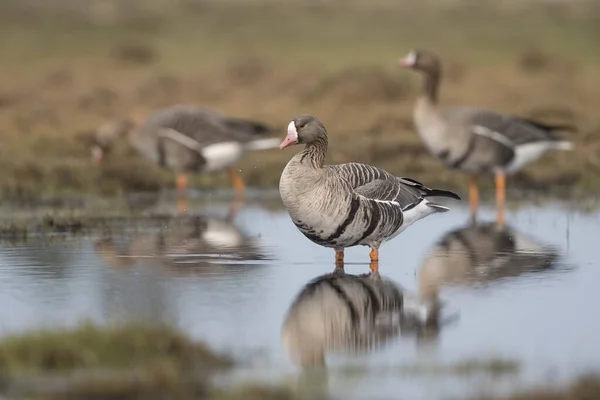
[398,178,462,201]
[424,188,462,201]
[244,138,281,151]
[521,118,578,134]
[426,203,450,213]
[552,140,574,151]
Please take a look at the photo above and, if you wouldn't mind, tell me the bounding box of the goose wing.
[328,163,460,210]
[443,107,573,147]
[154,128,207,170]
[140,106,239,146]
[141,105,275,146]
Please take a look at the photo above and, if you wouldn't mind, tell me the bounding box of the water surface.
[0,196,597,399]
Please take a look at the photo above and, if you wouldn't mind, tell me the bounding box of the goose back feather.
[131,105,279,172]
[442,107,572,147]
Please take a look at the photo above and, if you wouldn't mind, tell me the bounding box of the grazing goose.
[282,271,436,367]
[399,50,574,225]
[91,105,280,203]
[278,114,461,271]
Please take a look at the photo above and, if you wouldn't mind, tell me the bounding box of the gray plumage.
[401,50,574,175]
[281,271,434,367]
[279,114,461,255]
[130,105,280,173]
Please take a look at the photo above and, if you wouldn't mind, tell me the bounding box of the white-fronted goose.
[282,271,435,367]
[278,114,461,272]
[399,50,574,225]
[91,105,280,204]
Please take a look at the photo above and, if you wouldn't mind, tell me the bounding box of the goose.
[90,105,280,204]
[399,50,574,226]
[282,271,436,368]
[278,114,461,272]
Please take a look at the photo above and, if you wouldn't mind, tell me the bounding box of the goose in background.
[281,271,438,368]
[418,220,562,302]
[399,50,574,226]
[89,105,281,211]
[278,114,460,272]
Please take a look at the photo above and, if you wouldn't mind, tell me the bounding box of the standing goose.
[91,105,280,204]
[399,50,574,225]
[278,114,461,272]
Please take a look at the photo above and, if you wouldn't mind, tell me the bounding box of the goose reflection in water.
[418,220,563,301]
[281,270,440,368]
[93,212,270,275]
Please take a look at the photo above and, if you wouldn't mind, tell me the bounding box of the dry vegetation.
[0,323,306,400]
[1,0,600,202]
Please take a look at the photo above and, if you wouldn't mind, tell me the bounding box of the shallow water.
[0,194,598,399]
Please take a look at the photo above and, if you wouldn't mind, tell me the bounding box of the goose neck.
[298,136,328,168]
[422,67,441,104]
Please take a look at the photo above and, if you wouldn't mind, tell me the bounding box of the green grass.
[0,322,598,399]
[0,323,311,400]
[0,324,232,374]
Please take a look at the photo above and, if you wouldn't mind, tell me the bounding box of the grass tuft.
[0,323,232,374]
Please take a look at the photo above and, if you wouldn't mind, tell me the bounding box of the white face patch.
[405,51,417,66]
[287,121,298,140]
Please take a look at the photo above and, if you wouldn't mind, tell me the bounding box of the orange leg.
[495,171,506,227]
[369,248,379,262]
[335,250,345,270]
[369,260,379,276]
[228,168,246,201]
[176,174,189,214]
[468,175,479,221]
[176,174,188,198]
[369,248,380,275]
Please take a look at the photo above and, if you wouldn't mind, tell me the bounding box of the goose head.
[91,107,149,165]
[399,49,441,75]
[279,114,327,150]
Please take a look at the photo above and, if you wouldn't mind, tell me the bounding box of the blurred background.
[2,2,600,399]
[1,0,599,203]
